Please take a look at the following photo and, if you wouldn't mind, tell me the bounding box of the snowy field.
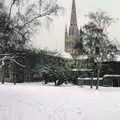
[0,83,120,120]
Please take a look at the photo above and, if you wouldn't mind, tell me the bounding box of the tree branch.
[9,0,16,19]
[11,58,26,68]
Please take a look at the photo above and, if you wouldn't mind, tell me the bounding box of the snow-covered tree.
[75,10,118,89]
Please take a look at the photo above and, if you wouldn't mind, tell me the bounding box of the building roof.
[75,55,88,60]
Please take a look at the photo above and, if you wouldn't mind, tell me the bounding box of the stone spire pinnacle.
[65,25,68,35]
[69,0,78,36]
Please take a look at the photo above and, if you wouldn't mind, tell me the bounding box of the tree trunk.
[45,79,48,84]
[13,71,16,85]
[1,68,4,84]
[90,72,94,88]
[96,68,100,89]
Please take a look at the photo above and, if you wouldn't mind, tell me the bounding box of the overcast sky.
[31,0,120,51]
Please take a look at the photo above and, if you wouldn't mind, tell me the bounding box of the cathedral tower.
[65,0,79,55]
[69,0,79,36]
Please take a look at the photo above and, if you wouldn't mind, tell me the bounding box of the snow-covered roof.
[112,54,120,62]
[106,51,120,62]
[40,50,73,60]
[71,69,93,72]
[77,77,103,81]
[75,55,88,60]
[60,52,73,59]
[103,74,120,77]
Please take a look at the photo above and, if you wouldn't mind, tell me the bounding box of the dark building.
[76,53,120,87]
[101,54,120,87]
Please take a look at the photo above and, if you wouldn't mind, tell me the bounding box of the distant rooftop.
[112,54,120,62]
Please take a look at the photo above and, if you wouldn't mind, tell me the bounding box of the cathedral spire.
[69,0,78,36]
[65,25,68,37]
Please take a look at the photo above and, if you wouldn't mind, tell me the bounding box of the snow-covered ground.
[0,83,120,120]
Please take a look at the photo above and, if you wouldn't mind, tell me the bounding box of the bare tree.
[75,10,118,89]
[8,0,62,38]
[87,9,117,31]
[0,0,62,83]
[87,10,118,89]
[0,0,62,52]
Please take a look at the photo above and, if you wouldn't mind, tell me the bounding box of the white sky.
[32,0,120,51]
